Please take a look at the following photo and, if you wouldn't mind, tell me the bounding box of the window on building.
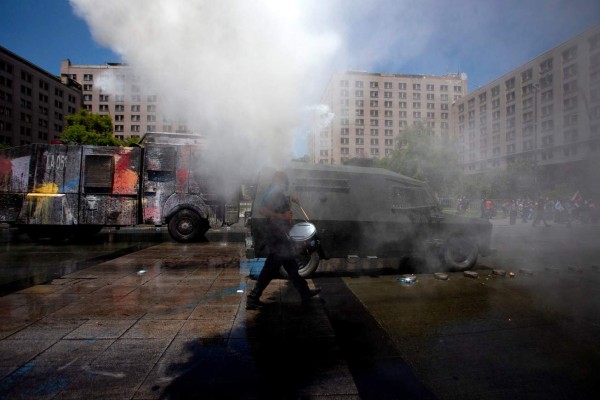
[563,65,578,79]
[542,119,555,131]
[562,46,577,63]
[540,57,553,74]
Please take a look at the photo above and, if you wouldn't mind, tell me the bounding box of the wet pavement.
[0,227,357,399]
[0,219,599,399]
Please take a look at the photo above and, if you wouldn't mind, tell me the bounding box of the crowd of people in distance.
[455,192,598,226]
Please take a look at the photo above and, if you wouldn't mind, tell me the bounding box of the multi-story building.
[60,60,188,140]
[309,71,467,164]
[0,46,82,146]
[454,24,600,176]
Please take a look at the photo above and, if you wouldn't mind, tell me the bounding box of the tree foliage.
[459,158,538,199]
[59,109,120,146]
[377,122,462,197]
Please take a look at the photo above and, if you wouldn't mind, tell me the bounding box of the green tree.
[59,109,120,146]
[120,136,142,147]
[378,122,462,197]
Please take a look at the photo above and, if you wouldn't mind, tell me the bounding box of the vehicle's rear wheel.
[442,235,478,271]
[279,252,320,279]
[168,209,208,243]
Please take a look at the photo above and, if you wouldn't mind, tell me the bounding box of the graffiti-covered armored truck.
[0,132,239,241]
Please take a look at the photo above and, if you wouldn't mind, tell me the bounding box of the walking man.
[247,171,321,310]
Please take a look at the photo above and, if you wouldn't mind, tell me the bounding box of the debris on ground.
[434,272,449,280]
[397,274,417,285]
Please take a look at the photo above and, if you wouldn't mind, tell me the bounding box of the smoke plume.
[69,0,340,181]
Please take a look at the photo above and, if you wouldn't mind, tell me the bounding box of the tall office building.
[60,60,188,140]
[309,71,467,164]
[453,24,600,176]
[0,46,82,146]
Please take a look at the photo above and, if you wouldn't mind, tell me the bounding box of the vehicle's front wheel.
[442,235,478,271]
[168,209,208,242]
[279,252,320,278]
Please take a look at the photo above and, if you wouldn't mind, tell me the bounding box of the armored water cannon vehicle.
[248,163,493,277]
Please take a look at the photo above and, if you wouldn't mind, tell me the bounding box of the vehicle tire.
[168,209,208,243]
[442,235,478,271]
[279,252,320,279]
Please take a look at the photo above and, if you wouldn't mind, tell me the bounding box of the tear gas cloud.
[69,0,599,188]
[69,0,341,182]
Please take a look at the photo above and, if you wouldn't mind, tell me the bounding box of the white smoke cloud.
[69,0,341,179]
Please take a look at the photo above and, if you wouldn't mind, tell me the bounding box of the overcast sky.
[1,0,599,158]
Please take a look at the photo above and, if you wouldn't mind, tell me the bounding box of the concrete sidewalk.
[0,242,358,399]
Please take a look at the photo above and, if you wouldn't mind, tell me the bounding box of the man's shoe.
[301,287,321,301]
[246,295,265,310]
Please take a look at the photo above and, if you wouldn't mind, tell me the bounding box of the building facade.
[309,71,467,164]
[60,60,188,140]
[454,24,600,175]
[0,46,82,146]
